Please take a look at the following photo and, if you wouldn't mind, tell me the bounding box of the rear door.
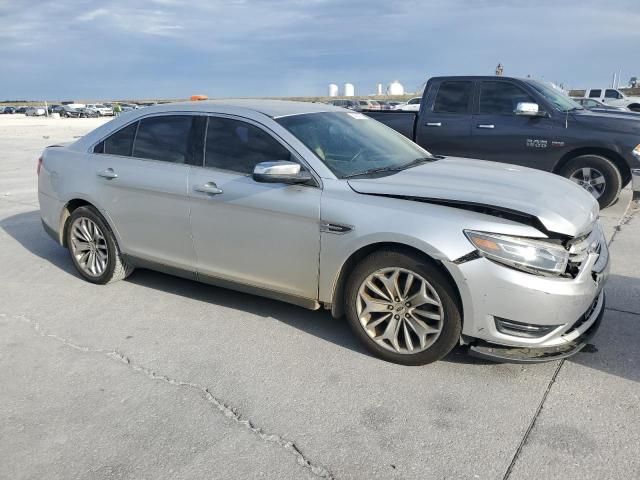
[188,115,321,301]
[470,80,554,169]
[91,114,198,270]
[415,80,473,157]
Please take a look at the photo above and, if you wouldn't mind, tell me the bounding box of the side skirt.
[123,255,321,311]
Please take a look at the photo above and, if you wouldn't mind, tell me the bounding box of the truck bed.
[363,111,417,140]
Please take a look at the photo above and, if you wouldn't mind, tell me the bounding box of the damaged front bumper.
[468,292,605,363]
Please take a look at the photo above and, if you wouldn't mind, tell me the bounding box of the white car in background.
[583,88,640,111]
[25,107,46,116]
[395,97,421,111]
[86,104,114,116]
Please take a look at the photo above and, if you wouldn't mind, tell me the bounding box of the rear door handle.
[477,124,495,129]
[425,122,442,127]
[97,168,118,179]
[193,182,223,195]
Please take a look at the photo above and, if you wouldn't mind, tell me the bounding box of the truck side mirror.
[515,102,544,117]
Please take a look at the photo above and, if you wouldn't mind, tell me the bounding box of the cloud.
[0,0,639,99]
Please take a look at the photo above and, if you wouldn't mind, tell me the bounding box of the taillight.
[37,156,43,175]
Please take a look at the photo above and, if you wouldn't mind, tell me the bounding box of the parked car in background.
[572,98,640,118]
[365,76,640,208]
[572,98,627,111]
[15,106,27,114]
[1,106,16,114]
[86,104,114,116]
[38,99,608,365]
[327,99,360,110]
[47,104,61,114]
[396,97,421,111]
[25,107,46,116]
[583,88,640,111]
[58,106,82,118]
[76,107,100,118]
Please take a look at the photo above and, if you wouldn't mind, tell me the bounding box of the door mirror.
[253,161,312,184]
[515,102,544,116]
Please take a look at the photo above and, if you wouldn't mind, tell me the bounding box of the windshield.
[526,80,582,112]
[276,112,434,178]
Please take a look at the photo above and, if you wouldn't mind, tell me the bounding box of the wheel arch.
[59,198,119,247]
[627,103,640,112]
[329,242,463,321]
[553,147,630,186]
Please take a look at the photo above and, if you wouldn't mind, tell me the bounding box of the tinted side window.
[96,122,138,156]
[479,81,535,114]
[408,97,421,104]
[589,89,601,98]
[132,115,193,163]
[205,117,291,174]
[605,89,621,99]
[433,81,472,114]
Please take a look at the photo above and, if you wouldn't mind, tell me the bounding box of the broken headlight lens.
[464,231,569,275]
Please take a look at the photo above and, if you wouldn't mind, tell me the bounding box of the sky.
[1,0,639,100]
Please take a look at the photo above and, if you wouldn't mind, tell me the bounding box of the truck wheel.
[559,154,621,209]
[344,249,461,365]
[628,104,640,112]
[66,206,134,284]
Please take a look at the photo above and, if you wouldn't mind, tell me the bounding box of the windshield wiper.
[342,156,436,179]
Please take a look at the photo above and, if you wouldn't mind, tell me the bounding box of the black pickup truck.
[365,76,640,208]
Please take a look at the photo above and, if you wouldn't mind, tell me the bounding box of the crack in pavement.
[0,312,335,480]
[606,306,640,317]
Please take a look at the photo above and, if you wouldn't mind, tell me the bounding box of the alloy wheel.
[356,267,444,354]
[69,217,109,277]
[569,167,606,199]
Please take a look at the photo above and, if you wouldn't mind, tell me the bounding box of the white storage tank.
[344,83,355,97]
[376,83,383,95]
[387,80,404,95]
[328,84,339,97]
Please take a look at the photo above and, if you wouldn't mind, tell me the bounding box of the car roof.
[139,99,343,118]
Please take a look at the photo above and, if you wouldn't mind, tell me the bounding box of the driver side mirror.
[515,102,545,117]
[253,161,312,184]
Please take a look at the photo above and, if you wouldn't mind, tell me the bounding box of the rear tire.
[559,154,621,209]
[66,206,133,284]
[344,249,461,365]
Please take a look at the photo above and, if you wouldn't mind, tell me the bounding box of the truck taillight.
[37,156,43,175]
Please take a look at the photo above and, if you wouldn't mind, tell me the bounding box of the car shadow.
[2,209,638,376]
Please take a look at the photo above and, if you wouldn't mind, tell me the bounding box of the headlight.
[632,144,640,159]
[464,230,569,275]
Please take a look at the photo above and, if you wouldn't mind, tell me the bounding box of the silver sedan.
[37,100,609,365]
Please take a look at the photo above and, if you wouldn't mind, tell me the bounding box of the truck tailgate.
[363,111,417,139]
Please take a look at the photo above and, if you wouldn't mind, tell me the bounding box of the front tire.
[559,154,622,209]
[344,249,461,365]
[66,206,133,284]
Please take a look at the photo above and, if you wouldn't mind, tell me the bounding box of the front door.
[188,115,321,301]
[471,80,555,169]
[91,115,197,270]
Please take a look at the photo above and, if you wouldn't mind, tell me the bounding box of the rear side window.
[205,117,291,174]
[589,89,601,98]
[132,115,193,163]
[433,81,472,114]
[94,122,138,156]
[479,81,535,115]
[605,89,621,99]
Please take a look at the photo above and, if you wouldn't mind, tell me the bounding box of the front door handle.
[425,122,442,127]
[193,182,223,195]
[97,168,118,179]
[477,124,495,129]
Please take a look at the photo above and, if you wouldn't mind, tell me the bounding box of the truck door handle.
[477,124,495,129]
[425,122,442,127]
[193,182,223,195]
[97,168,118,179]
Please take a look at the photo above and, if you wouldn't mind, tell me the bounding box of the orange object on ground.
[190,95,208,101]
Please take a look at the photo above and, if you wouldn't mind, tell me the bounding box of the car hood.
[347,157,599,238]
[571,109,640,133]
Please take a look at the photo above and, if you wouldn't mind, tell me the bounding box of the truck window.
[589,89,601,98]
[605,89,621,99]
[479,81,534,115]
[433,81,472,114]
